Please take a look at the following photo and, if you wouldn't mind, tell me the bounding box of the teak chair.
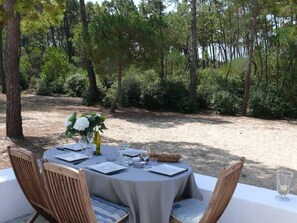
[42,162,130,223]
[170,157,245,223]
[7,146,56,223]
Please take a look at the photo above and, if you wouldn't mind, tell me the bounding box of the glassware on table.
[86,132,94,158]
[79,136,88,155]
[118,141,131,166]
[149,157,158,167]
[140,146,150,169]
[276,169,293,199]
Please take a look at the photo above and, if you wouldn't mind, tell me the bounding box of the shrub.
[141,80,188,111]
[249,86,284,119]
[37,47,72,95]
[102,94,114,108]
[65,73,88,97]
[36,79,51,95]
[120,78,142,107]
[211,90,240,115]
[19,51,31,90]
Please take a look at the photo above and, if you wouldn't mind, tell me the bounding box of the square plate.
[58,144,84,151]
[55,152,89,162]
[148,164,187,176]
[86,162,127,175]
[122,149,145,157]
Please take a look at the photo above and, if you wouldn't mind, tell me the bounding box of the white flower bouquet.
[65,112,106,138]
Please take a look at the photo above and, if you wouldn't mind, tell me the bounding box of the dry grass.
[1,93,297,194]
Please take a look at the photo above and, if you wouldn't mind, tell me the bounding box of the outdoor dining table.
[43,144,203,223]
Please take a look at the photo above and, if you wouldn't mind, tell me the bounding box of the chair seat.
[91,196,130,223]
[171,198,207,223]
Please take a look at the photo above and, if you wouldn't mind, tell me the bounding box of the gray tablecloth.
[44,145,203,223]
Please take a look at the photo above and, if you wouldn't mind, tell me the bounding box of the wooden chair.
[7,146,56,223]
[42,162,130,223]
[170,157,245,223]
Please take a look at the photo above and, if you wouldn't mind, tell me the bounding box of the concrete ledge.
[1,168,297,223]
[0,168,33,223]
[194,173,297,223]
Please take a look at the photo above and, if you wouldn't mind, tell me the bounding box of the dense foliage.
[2,0,297,119]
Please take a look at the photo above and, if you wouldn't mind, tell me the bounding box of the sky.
[86,0,176,12]
[86,0,141,5]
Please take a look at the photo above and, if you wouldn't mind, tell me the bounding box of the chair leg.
[169,216,182,223]
[27,212,39,223]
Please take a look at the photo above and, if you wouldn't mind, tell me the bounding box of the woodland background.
[0,0,296,138]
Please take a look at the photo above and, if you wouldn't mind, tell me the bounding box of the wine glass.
[140,146,150,164]
[120,141,130,150]
[86,132,94,158]
[276,169,293,200]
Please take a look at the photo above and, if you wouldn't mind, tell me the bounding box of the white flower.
[96,113,101,117]
[73,117,89,131]
[64,115,73,127]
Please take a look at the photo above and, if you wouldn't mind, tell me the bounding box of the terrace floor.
[4,214,49,223]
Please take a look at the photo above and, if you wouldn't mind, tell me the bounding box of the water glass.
[276,169,293,199]
[149,157,158,167]
[106,148,118,161]
[85,144,93,158]
[118,141,131,166]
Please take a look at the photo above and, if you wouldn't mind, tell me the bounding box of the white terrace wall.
[195,174,297,223]
[0,168,33,223]
[0,168,297,223]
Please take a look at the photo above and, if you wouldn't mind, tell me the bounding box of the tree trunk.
[50,26,56,47]
[0,24,6,93]
[79,0,99,102]
[241,0,258,116]
[189,0,197,104]
[4,0,23,138]
[110,62,122,113]
[63,12,74,62]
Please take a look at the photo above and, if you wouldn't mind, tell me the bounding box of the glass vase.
[93,131,101,155]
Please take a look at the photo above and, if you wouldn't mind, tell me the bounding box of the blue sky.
[86,0,141,5]
[86,0,176,12]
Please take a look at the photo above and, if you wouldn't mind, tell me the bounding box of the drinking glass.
[79,136,87,155]
[86,132,94,158]
[118,141,131,166]
[276,169,293,199]
[140,146,150,163]
[149,157,158,167]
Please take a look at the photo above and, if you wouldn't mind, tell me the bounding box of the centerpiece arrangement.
[64,112,107,155]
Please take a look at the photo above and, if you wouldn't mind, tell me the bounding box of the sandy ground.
[1,94,297,194]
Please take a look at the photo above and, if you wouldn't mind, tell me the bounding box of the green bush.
[36,79,51,95]
[141,82,164,110]
[37,47,72,95]
[102,94,114,108]
[141,80,188,111]
[65,73,88,97]
[120,77,142,107]
[19,48,31,90]
[249,86,284,119]
[177,96,197,113]
[211,90,240,115]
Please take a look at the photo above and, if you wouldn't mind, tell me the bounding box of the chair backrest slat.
[42,162,98,223]
[7,146,55,221]
[200,157,245,223]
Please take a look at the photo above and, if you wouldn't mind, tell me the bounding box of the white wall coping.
[194,173,297,223]
[1,168,297,223]
[0,168,33,223]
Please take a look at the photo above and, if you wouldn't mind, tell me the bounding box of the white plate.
[59,144,84,151]
[148,164,187,176]
[87,162,127,175]
[122,149,145,157]
[55,152,89,162]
